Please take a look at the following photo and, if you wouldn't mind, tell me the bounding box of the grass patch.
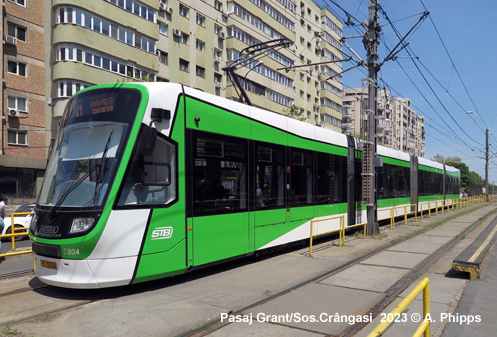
[3,325,19,335]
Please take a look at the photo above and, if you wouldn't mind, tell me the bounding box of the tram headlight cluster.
[30,212,38,232]
[70,217,95,234]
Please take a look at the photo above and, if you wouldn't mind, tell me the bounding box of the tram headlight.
[70,217,95,234]
[30,212,38,232]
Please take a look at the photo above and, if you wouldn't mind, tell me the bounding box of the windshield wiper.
[48,163,102,220]
[93,131,113,206]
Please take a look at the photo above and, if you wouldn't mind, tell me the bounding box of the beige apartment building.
[1,0,345,201]
[0,0,47,203]
[45,0,344,126]
[342,87,425,157]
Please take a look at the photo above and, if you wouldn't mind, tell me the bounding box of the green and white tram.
[30,83,459,288]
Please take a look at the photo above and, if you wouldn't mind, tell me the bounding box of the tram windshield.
[38,87,141,208]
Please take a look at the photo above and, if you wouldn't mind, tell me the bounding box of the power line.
[418,0,482,117]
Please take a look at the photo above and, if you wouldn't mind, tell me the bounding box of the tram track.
[1,205,495,336]
[179,205,497,337]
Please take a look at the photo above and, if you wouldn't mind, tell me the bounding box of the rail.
[0,211,33,258]
[309,215,345,256]
[309,195,491,255]
[383,204,418,230]
[419,196,487,219]
[367,277,430,337]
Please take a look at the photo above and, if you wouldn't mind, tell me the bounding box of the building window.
[7,61,27,76]
[105,0,155,23]
[179,4,189,18]
[214,49,222,59]
[196,66,205,78]
[158,50,168,65]
[179,32,189,45]
[7,96,27,112]
[8,0,26,7]
[214,25,222,36]
[179,59,189,72]
[214,73,222,83]
[7,22,26,42]
[159,22,167,35]
[57,44,154,80]
[57,6,156,54]
[7,130,27,145]
[214,0,222,11]
[58,80,91,98]
[196,40,205,52]
[196,14,205,26]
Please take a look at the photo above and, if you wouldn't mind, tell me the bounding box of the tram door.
[189,131,250,266]
[254,143,314,249]
[286,147,314,222]
[254,143,287,226]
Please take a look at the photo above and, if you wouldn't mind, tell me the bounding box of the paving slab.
[209,321,326,337]
[319,264,409,292]
[386,241,442,254]
[407,235,453,245]
[360,250,429,269]
[245,283,385,336]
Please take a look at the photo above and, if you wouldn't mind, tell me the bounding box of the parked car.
[1,204,34,241]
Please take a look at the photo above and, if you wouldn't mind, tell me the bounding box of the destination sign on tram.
[73,95,116,118]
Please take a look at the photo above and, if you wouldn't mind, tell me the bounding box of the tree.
[283,105,305,121]
[445,156,461,163]
[430,154,445,163]
[468,171,484,186]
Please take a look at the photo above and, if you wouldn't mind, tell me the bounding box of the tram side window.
[316,152,347,204]
[118,135,177,206]
[193,133,247,216]
[290,148,313,207]
[446,175,459,195]
[378,163,410,199]
[255,143,285,209]
[419,170,443,196]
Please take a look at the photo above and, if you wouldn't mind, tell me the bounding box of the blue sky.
[315,0,497,182]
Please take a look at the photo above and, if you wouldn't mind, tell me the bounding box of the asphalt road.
[1,238,31,254]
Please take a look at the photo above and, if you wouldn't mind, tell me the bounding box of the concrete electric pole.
[364,0,381,235]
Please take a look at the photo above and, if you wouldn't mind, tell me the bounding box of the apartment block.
[0,0,47,203]
[0,0,347,201]
[46,0,343,129]
[342,87,425,157]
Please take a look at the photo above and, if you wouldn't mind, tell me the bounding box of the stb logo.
[151,226,173,240]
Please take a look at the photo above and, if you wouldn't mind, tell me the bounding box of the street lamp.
[466,111,490,202]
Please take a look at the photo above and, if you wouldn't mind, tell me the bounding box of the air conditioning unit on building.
[313,103,320,109]
[316,45,322,51]
[215,82,223,89]
[9,109,20,117]
[218,31,226,40]
[214,56,222,63]
[4,35,17,45]
[173,29,182,37]
[316,88,321,94]
[222,11,229,18]
[165,6,173,14]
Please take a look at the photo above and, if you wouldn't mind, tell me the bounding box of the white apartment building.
[342,87,425,157]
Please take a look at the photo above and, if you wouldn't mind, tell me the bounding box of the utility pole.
[363,0,381,235]
[485,128,489,202]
